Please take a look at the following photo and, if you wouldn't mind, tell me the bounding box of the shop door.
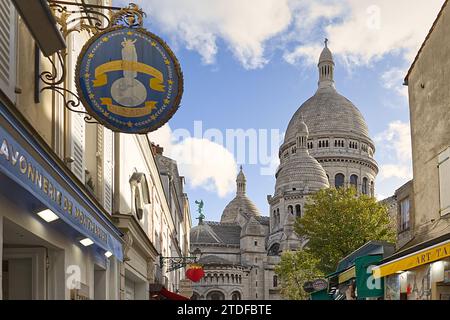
[125,278,135,300]
[2,248,46,300]
[2,258,33,300]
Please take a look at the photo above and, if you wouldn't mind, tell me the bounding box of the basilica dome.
[221,167,260,224]
[277,40,378,195]
[283,87,370,144]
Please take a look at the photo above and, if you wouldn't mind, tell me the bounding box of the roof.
[198,255,234,266]
[336,241,396,272]
[404,0,449,84]
[284,87,371,143]
[190,221,241,245]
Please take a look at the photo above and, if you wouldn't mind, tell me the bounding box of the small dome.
[296,117,309,136]
[221,195,260,223]
[319,46,334,64]
[275,149,329,195]
[237,166,246,182]
[221,167,261,223]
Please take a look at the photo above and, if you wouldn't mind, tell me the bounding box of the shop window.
[399,198,410,232]
[438,148,450,216]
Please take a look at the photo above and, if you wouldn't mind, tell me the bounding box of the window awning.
[149,284,190,300]
[338,266,356,284]
[373,239,450,279]
[11,0,66,56]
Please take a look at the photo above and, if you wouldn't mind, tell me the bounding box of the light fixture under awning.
[11,0,66,57]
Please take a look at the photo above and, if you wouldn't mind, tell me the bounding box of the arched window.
[288,205,293,214]
[268,243,280,256]
[370,181,375,197]
[350,175,358,190]
[295,205,301,217]
[273,275,278,288]
[362,178,368,195]
[231,292,241,300]
[191,292,200,300]
[207,291,225,300]
[335,174,345,188]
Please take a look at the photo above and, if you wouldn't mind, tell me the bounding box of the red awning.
[150,285,190,300]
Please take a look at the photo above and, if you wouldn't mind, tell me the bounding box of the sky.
[116,0,445,223]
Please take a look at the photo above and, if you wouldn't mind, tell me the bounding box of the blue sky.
[116,0,445,223]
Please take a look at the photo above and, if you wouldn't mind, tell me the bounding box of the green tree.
[295,187,396,274]
[275,250,323,300]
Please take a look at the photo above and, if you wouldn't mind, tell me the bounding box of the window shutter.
[103,127,113,214]
[438,147,450,216]
[70,111,86,183]
[67,32,86,183]
[0,0,16,102]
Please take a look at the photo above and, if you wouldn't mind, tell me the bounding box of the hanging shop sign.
[185,264,205,283]
[312,279,328,291]
[76,26,183,134]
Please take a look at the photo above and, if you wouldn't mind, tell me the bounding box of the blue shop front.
[0,101,123,300]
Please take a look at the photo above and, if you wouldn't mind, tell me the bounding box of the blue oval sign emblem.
[76,27,183,134]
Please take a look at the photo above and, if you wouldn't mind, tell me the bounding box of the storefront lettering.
[0,137,108,244]
[417,252,433,264]
[374,241,450,278]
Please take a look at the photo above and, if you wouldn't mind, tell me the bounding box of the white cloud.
[285,0,444,67]
[381,67,409,98]
[117,0,444,72]
[126,0,292,69]
[148,125,237,198]
[375,120,412,181]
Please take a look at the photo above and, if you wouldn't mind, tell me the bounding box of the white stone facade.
[190,42,378,300]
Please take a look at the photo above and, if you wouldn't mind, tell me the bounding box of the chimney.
[151,143,164,156]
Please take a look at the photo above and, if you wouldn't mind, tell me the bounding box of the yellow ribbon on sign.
[93,60,165,92]
[100,98,157,118]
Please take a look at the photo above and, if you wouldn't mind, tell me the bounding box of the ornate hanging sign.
[76,19,183,133]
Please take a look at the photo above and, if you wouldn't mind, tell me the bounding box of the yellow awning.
[372,240,450,279]
[338,266,356,284]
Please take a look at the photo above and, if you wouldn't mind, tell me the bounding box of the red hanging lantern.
[186,264,205,282]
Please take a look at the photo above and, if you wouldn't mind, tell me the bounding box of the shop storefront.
[318,241,395,300]
[0,102,123,300]
[373,237,450,300]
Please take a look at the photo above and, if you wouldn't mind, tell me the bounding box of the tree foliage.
[274,250,323,300]
[295,187,396,274]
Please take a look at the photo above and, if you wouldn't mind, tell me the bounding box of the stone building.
[373,0,450,300]
[190,41,378,300]
[0,0,190,300]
